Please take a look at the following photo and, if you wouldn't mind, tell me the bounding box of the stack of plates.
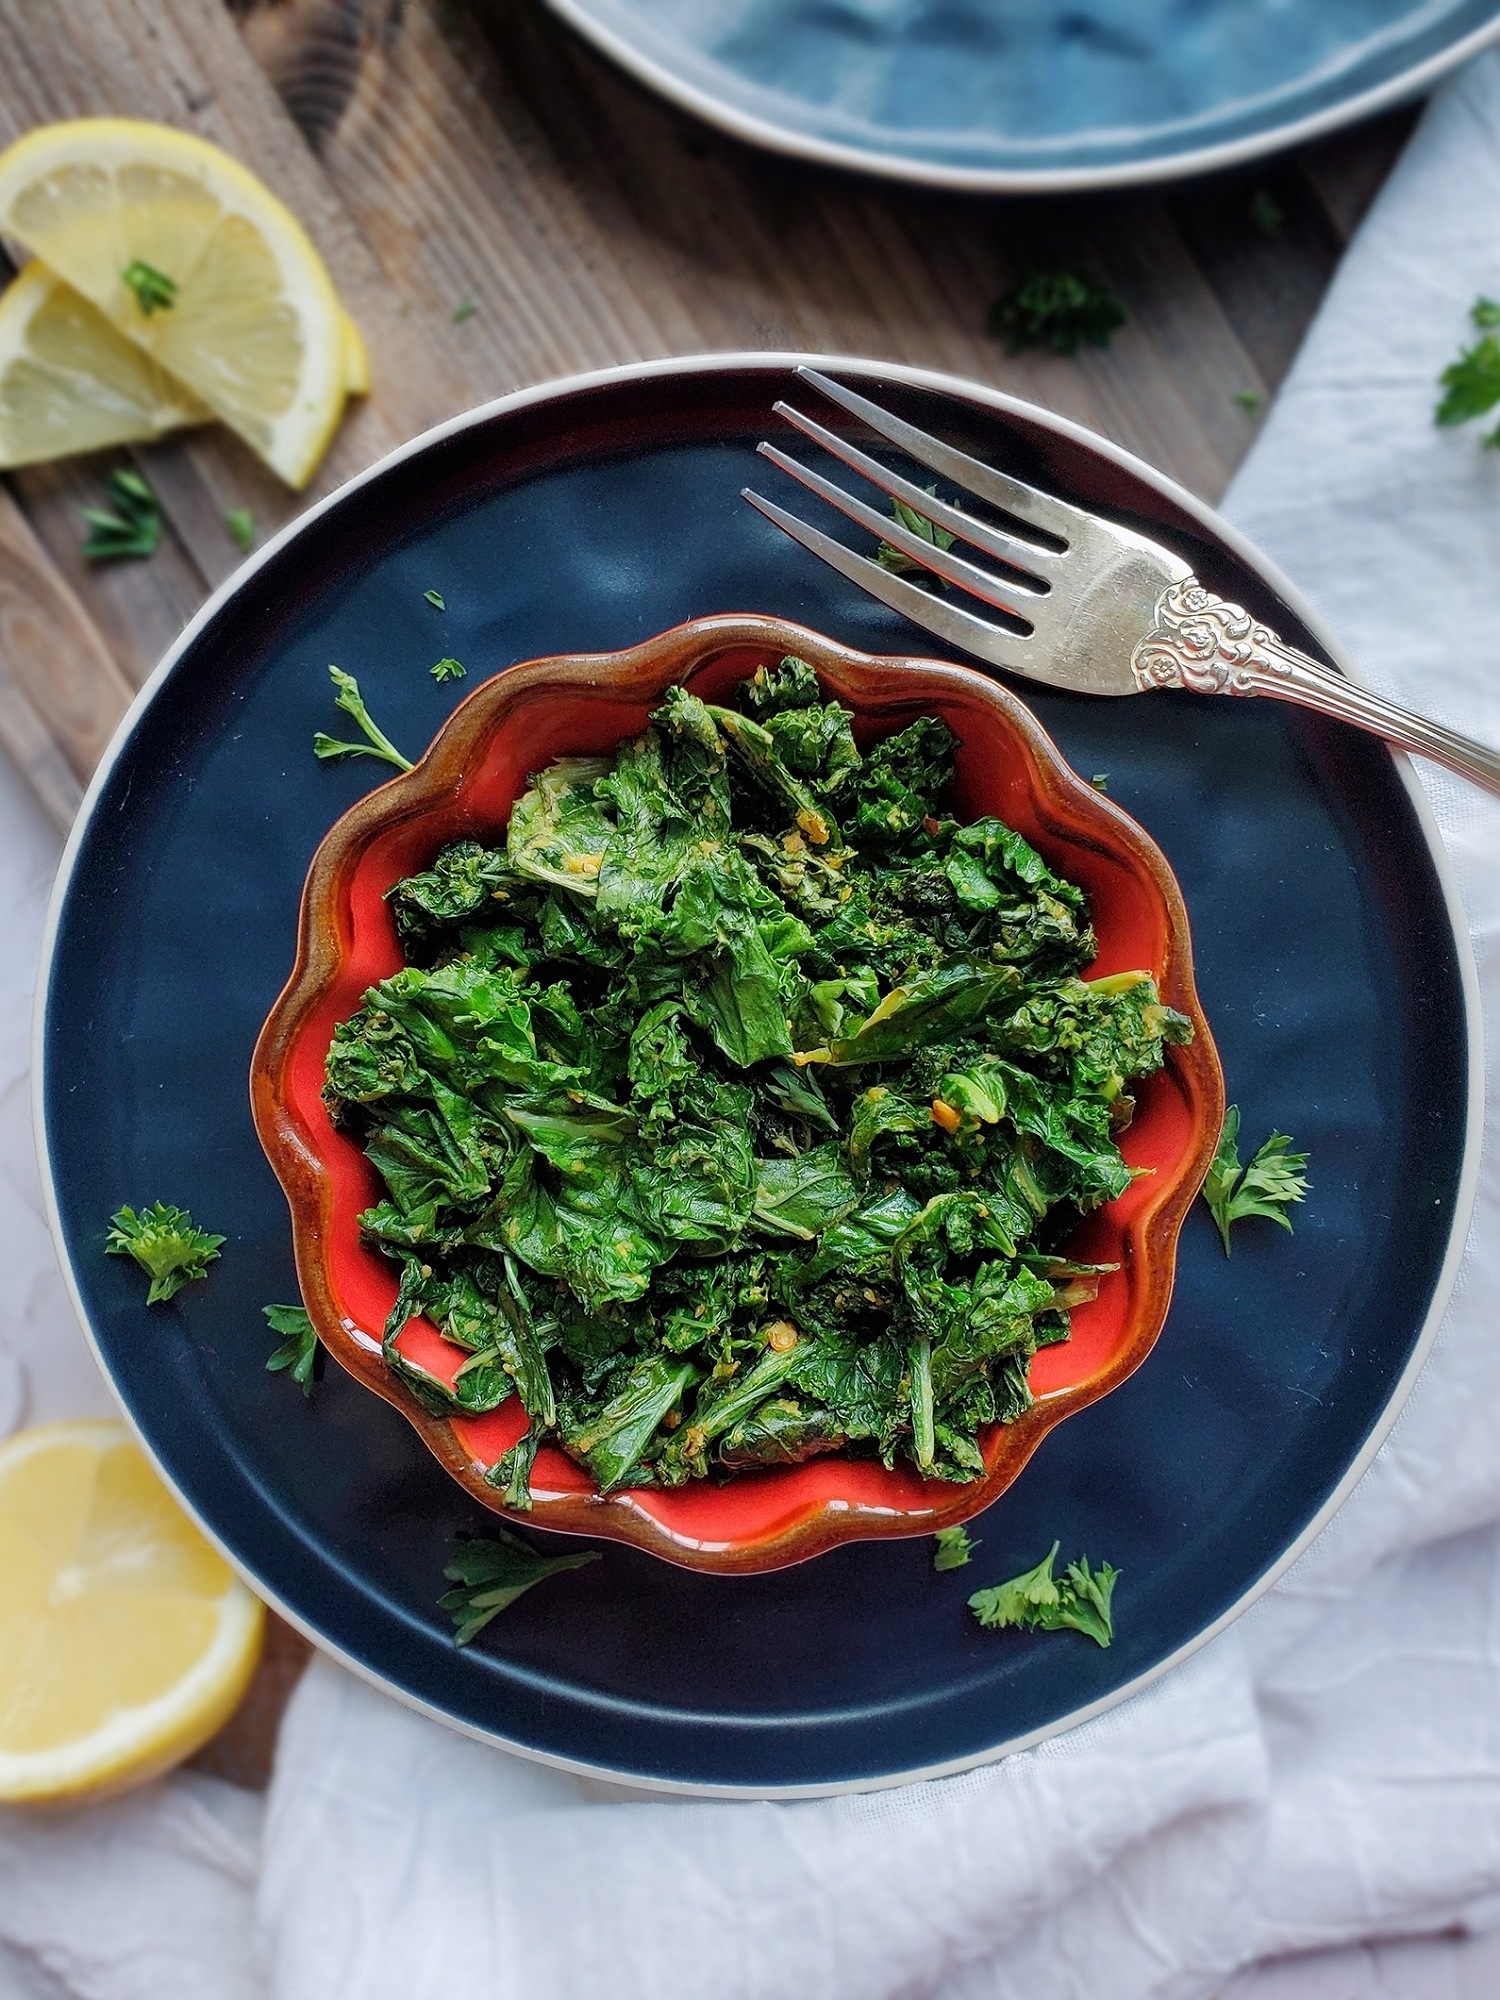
[546,0,1500,190]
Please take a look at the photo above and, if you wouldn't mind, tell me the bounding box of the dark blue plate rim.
[33,353,1485,1797]
[543,1,1500,193]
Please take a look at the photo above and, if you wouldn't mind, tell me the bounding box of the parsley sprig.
[990,267,1125,356]
[440,1530,600,1644]
[1203,1105,1310,1255]
[968,1542,1117,1647]
[106,1201,224,1305]
[122,259,177,316]
[264,1303,319,1396]
[933,1524,976,1571]
[313,665,414,771]
[81,469,161,562]
[1436,298,1500,444]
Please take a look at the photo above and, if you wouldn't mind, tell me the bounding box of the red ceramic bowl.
[252,613,1223,1572]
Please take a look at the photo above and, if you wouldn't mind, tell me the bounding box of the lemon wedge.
[0,119,348,487]
[0,262,368,470]
[0,1421,264,1801]
[0,262,209,468]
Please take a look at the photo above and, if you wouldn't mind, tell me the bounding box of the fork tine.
[756,442,1044,619]
[741,486,1036,678]
[772,401,1063,580]
[796,367,1086,544]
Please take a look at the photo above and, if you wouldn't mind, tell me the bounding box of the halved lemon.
[0,1421,264,1801]
[0,119,348,486]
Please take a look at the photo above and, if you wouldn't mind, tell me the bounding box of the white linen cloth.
[4,52,1500,2000]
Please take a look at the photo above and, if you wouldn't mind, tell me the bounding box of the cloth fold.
[6,48,1500,2000]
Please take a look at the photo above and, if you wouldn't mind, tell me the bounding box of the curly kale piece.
[106,1202,224,1305]
[326,662,1193,1494]
[843,715,958,846]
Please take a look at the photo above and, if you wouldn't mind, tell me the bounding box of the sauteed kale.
[323,658,1192,1503]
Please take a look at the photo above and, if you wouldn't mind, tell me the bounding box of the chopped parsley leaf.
[225,507,256,553]
[989,267,1125,356]
[122,259,178,315]
[81,468,160,562]
[1247,187,1285,238]
[424,589,446,611]
[1203,1105,1309,1255]
[313,665,414,772]
[1435,298,1500,443]
[264,1303,319,1396]
[933,1524,977,1571]
[968,1541,1117,1646]
[431,657,467,683]
[106,1202,224,1305]
[877,487,957,576]
[440,1530,600,1644]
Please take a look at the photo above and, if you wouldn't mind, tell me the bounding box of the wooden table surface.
[0,0,1420,1788]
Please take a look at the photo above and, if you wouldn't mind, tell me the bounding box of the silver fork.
[743,367,1500,800]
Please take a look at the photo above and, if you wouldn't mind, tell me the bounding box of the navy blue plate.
[39,358,1477,1795]
[546,0,1500,191]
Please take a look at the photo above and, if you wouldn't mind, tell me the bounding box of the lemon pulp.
[0,1421,264,1801]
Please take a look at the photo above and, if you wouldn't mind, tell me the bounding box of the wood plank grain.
[228,0,1267,502]
[1297,105,1420,246]
[0,482,133,798]
[0,674,81,833]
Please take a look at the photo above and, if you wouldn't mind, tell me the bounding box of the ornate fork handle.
[1132,580,1500,800]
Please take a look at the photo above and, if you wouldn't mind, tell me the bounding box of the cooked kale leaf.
[324,657,1191,1498]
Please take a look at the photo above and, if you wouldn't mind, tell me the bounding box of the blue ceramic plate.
[37,357,1479,1796]
[546,0,1500,190]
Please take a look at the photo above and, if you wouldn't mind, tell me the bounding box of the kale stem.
[910,1336,935,1472]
